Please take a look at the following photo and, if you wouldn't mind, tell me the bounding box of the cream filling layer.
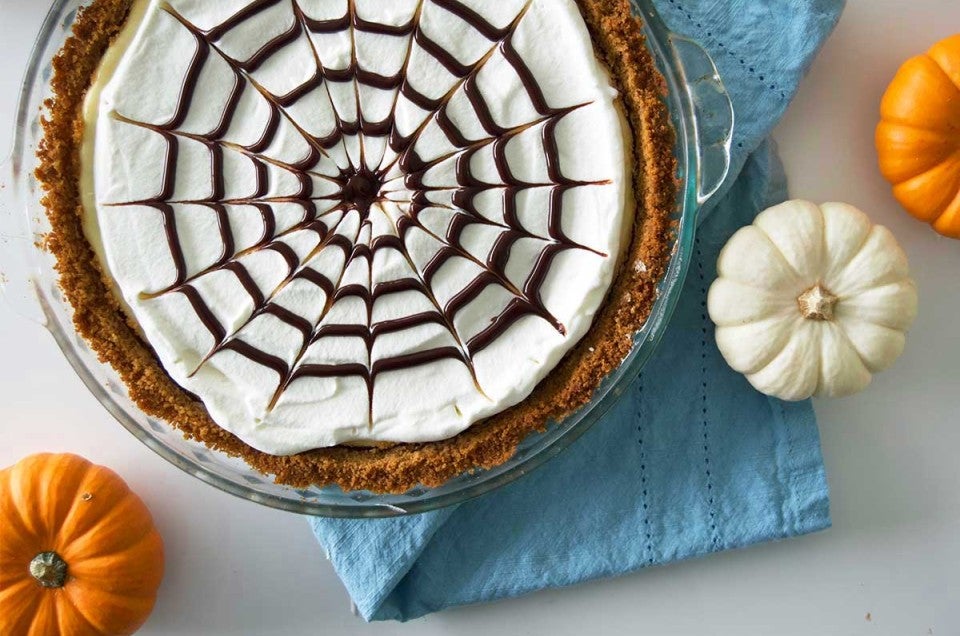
[82,0,634,454]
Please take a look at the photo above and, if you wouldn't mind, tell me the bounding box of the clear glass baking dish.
[0,0,733,517]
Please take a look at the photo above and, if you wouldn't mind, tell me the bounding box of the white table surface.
[2,1,959,634]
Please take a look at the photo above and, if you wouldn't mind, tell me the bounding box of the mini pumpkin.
[708,200,918,401]
[0,453,164,635]
[876,33,960,239]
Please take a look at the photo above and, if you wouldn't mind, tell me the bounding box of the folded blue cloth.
[311,0,844,621]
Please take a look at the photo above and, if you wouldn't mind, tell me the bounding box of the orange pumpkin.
[876,33,960,239]
[0,454,164,635]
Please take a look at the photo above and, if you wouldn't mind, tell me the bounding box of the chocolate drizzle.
[108,0,614,424]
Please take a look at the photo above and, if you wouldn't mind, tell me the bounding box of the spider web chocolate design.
[103,0,619,430]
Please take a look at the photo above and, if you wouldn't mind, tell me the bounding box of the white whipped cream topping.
[84,0,632,454]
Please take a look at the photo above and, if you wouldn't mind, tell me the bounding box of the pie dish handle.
[670,34,735,205]
[0,153,46,325]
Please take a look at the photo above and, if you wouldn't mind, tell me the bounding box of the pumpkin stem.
[798,283,839,321]
[29,551,68,588]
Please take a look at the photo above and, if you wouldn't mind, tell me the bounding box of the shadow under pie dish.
[31,0,682,497]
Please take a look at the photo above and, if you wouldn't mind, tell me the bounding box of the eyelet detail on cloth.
[665,0,787,99]
[696,237,721,549]
[636,373,656,565]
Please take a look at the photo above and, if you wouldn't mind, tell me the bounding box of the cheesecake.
[37,0,675,493]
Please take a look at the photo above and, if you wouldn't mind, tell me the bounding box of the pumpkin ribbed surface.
[877,34,960,239]
[0,453,164,636]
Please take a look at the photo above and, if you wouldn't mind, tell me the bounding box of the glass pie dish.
[0,0,733,517]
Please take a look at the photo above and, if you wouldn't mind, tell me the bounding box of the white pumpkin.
[707,200,918,400]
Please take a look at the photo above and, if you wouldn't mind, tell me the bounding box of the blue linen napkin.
[310,0,844,621]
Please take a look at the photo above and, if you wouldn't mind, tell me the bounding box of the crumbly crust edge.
[35,0,676,494]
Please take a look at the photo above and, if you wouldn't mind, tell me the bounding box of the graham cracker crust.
[35,0,676,494]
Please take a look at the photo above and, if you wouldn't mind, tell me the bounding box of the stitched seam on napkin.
[635,374,656,565]
[778,401,802,533]
[769,399,793,534]
[779,401,832,536]
[696,238,722,550]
